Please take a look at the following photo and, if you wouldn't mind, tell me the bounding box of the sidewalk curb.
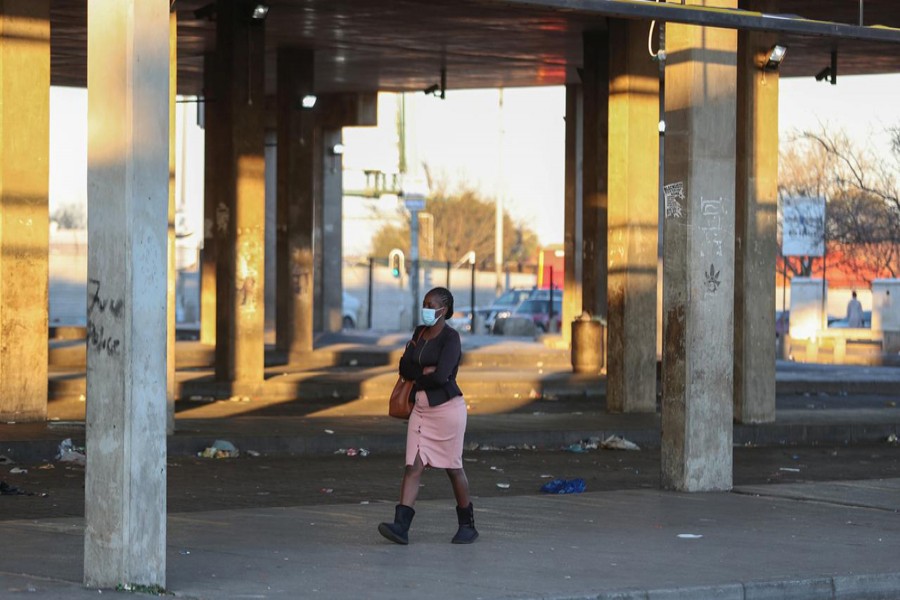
[546,572,900,599]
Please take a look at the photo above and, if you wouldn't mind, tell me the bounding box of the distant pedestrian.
[378,287,478,545]
[847,290,864,328]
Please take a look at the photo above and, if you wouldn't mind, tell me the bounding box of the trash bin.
[571,312,604,373]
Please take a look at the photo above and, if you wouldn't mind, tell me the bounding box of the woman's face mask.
[421,306,444,327]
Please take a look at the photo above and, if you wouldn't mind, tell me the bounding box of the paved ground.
[3,335,900,598]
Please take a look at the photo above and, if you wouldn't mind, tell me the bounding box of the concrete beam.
[562,83,584,346]
[167,10,177,434]
[84,0,169,587]
[661,1,738,492]
[213,0,267,390]
[607,18,659,414]
[0,0,50,423]
[320,128,344,333]
[275,47,317,356]
[200,52,219,346]
[582,30,610,322]
[734,0,778,424]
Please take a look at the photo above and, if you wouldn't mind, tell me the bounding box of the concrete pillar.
[607,19,659,414]
[275,48,317,357]
[563,84,583,346]
[0,0,50,423]
[661,1,737,492]
[734,0,778,424]
[581,30,609,321]
[84,0,169,587]
[321,128,344,332]
[214,0,266,390]
[200,52,219,345]
[166,10,177,434]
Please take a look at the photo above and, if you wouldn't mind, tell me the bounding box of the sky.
[50,72,900,250]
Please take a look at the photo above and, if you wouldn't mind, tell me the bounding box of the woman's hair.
[428,287,454,316]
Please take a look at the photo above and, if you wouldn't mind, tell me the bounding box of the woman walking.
[378,287,478,545]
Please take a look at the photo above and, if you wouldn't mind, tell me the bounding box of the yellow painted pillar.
[734,0,779,424]
[214,0,266,391]
[607,19,660,414]
[0,0,50,423]
[200,51,218,345]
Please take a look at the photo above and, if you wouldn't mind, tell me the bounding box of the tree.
[778,126,900,283]
[51,202,87,230]
[370,183,540,270]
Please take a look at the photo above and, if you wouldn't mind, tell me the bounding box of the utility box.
[872,279,900,352]
[789,278,826,340]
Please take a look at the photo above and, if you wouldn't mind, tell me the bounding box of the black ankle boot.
[378,504,415,545]
[451,502,479,544]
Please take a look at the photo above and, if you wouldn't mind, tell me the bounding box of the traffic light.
[388,248,405,278]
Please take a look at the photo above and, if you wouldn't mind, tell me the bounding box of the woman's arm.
[415,329,460,389]
[398,327,424,380]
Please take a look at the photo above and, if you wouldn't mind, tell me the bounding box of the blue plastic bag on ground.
[540,478,586,494]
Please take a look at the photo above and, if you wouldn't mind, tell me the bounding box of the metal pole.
[367,256,374,329]
[411,208,420,325]
[470,259,476,335]
[496,88,505,297]
[549,266,555,330]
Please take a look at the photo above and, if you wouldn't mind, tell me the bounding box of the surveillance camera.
[423,84,440,96]
[815,67,831,82]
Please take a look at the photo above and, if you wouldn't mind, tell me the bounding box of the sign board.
[782,196,825,257]
[404,197,426,212]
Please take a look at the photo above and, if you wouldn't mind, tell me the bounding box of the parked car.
[494,298,563,334]
[447,306,494,333]
[483,287,536,333]
[342,292,361,328]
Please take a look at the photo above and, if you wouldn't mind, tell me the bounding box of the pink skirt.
[406,392,467,469]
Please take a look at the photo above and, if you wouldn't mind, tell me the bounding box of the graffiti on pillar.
[664,182,685,219]
[703,263,721,294]
[699,197,725,258]
[87,279,123,356]
[238,276,257,306]
[216,202,229,234]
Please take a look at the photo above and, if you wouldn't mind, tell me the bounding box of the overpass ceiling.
[50,0,900,95]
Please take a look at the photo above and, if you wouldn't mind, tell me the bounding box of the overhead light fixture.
[760,44,787,71]
[330,143,345,156]
[815,50,837,85]
[300,94,317,109]
[250,3,269,20]
[422,68,447,99]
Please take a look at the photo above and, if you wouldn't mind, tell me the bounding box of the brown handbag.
[389,376,415,419]
[389,329,425,419]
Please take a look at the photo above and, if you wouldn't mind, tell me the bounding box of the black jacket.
[398,325,463,407]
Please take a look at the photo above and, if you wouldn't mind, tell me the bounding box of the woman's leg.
[400,452,426,506]
[445,467,471,507]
